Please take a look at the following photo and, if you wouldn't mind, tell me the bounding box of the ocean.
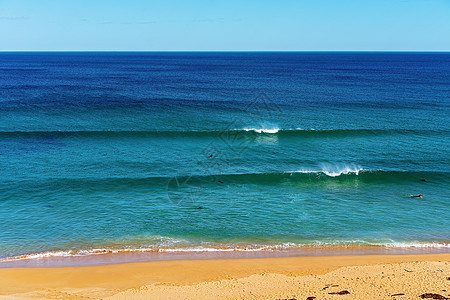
[0,52,449,263]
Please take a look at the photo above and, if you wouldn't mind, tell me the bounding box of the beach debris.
[404,269,413,272]
[419,293,448,299]
[306,297,316,300]
[322,284,339,290]
[328,290,350,295]
[391,293,405,296]
[447,277,450,280]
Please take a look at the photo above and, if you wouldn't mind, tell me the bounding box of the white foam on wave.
[2,241,449,263]
[322,165,364,177]
[242,128,280,134]
[293,164,365,177]
[310,240,450,248]
[381,242,450,248]
[0,244,297,262]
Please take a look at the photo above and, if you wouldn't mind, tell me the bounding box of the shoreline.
[0,253,448,299]
[1,245,448,268]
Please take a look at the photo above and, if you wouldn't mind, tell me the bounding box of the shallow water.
[0,52,449,261]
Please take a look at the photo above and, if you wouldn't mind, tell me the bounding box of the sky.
[0,0,449,51]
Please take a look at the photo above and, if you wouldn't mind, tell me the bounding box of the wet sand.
[0,253,448,299]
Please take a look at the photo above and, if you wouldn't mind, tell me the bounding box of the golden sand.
[0,253,448,299]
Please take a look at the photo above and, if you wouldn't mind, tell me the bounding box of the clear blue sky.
[1,0,449,51]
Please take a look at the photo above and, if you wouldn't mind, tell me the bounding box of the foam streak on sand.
[0,254,448,299]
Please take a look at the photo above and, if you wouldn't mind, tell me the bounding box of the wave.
[293,165,365,177]
[164,169,449,186]
[1,240,448,263]
[4,169,448,194]
[167,169,445,184]
[0,128,446,139]
[242,127,280,134]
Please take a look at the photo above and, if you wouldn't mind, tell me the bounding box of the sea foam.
[294,164,365,177]
[242,127,280,134]
[1,241,448,263]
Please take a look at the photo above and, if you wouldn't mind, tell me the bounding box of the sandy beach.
[0,253,448,299]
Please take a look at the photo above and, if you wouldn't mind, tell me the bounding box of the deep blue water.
[0,52,449,259]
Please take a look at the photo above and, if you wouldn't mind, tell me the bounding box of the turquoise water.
[0,52,449,260]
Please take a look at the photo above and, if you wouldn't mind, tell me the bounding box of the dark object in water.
[196,206,204,209]
[411,194,423,198]
[419,294,448,299]
[209,154,213,158]
[328,290,350,295]
[217,180,224,184]
[391,293,405,296]
[420,179,427,182]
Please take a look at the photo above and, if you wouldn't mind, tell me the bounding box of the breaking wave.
[0,128,445,139]
[1,240,448,263]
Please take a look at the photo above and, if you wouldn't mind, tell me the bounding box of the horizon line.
[1,50,450,53]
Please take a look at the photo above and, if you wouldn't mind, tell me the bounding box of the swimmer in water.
[411,194,423,198]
